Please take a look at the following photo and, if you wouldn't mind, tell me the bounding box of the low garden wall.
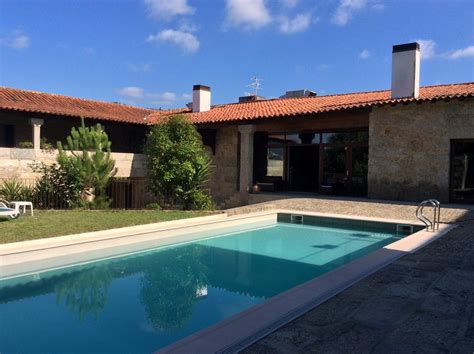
[0,148,146,179]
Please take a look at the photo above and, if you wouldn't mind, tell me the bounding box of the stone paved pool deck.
[226,195,474,353]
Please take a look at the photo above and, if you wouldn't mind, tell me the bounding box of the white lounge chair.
[0,199,34,216]
[0,203,20,219]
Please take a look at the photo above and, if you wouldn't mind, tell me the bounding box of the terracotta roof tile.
[0,87,155,124]
[176,82,474,124]
[1,83,473,126]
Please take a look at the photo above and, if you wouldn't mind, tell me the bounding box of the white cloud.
[144,0,194,20]
[1,30,31,50]
[117,87,191,107]
[181,93,192,100]
[148,92,178,106]
[147,29,200,53]
[359,49,370,59]
[278,13,311,34]
[415,39,437,60]
[118,87,145,99]
[225,0,272,30]
[408,40,474,60]
[332,0,368,26]
[178,20,199,33]
[447,45,474,59]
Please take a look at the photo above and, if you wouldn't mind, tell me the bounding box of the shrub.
[18,141,33,149]
[32,163,84,209]
[144,115,213,210]
[0,178,34,201]
[183,189,214,210]
[145,202,162,210]
[40,137,55,152]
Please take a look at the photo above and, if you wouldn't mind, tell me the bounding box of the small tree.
[57,118,116,206]
[144,115,213,209]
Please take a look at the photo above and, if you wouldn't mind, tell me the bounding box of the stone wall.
[0,125,241,205]
[206,125,240,204]
[368,99,474,202]
[0,148,146,180]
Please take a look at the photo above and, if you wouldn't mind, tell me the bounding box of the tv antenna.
[245,76,263,96]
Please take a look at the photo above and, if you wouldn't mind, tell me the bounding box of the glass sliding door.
[322,146,348,195]
[320,131,369,196]
[351,146,369,196]
[253,130,368,196]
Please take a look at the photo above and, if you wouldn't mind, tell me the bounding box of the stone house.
[1,43,473,206]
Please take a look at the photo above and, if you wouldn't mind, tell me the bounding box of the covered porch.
[0,110,147,153]
[236,109,370,199]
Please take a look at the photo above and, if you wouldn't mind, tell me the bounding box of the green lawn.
[0,210,211,244]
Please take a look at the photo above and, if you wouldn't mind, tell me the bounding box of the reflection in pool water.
[0,223,402,353]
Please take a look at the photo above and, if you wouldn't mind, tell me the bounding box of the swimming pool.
[0,214,421,353]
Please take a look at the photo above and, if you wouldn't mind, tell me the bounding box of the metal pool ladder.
[416,199,441,231]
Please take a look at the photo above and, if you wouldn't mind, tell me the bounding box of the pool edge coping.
[0,208,425,256]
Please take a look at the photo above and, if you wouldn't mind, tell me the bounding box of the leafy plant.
[144,115,213,210]
[18,141,33,149]
[32,163,84,209]
[145,202,162,210]
[0,178,34,201]
[40,137,55,152]
[57,118,116,207]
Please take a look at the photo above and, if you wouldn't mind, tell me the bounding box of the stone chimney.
[192,85,211,112]
[391,42,420,99]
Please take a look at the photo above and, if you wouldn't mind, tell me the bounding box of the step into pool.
[0,215,420,353]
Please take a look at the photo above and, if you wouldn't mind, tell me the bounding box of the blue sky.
[1,0,473,109]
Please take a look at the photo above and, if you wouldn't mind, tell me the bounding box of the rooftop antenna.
[245,76,263,96]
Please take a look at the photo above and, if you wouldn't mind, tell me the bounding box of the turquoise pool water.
[0,220,408,353]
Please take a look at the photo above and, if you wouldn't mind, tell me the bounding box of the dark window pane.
[350,131,368,143]
[322,132,349,144]
[322,146,346,187]
[351,146,368,196]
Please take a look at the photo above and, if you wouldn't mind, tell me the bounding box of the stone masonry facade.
[206,125,240,205]
[0,148,146,180]
[368,99,474,203]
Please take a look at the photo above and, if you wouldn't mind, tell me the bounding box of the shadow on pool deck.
[239,201,474,353]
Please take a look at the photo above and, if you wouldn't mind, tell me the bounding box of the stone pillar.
[238,125,255,193]
[29,118,44,151]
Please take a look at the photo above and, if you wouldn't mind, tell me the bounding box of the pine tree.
[57,118,116,202]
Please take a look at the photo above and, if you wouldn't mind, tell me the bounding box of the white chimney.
[192,85,211,112]
[391,42,420,99]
